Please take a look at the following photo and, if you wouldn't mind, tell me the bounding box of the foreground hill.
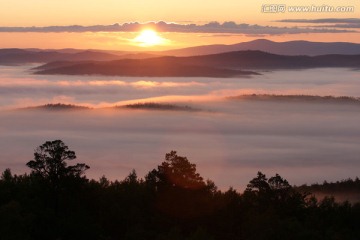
[34,50,360,77]
[34,56,258,77]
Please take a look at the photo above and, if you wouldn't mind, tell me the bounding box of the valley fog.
[0,66,359,189]
[0,66,360,108]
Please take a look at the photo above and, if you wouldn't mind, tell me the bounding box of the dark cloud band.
[0,21,354,35]
[277,18,360,24]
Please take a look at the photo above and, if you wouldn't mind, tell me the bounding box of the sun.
[133,29,167,47]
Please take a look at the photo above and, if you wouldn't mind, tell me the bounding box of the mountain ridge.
[159,39,360,56]
[2,39,360,66]
[33,50,360,77]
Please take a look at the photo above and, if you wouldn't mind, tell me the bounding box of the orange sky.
[0,0,359,50]
[0,31,359,51]
[1,0,359,26]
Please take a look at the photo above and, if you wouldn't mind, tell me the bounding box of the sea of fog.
[0,66,360,190]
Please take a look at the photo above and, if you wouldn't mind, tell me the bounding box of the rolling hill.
[34,50,360,77]
[34,55,259,77]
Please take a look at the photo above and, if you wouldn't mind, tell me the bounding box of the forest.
[0,140,359,240]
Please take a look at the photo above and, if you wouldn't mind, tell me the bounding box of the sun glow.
[133,29,168,47]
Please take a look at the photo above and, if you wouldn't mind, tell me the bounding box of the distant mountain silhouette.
[180,51,360,69]
[0,49,123,65]
[0,49,159,66]
[3,39,360,66]
[115,52,161,59]
[34,50,360,77]
[3,39,360,65]
[160,39,360,56]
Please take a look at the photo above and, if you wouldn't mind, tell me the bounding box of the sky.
[0,0,360,50]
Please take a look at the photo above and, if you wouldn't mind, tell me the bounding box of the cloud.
[0,21,354,35]
[0,79,205,89]
[310,24,360,29]
[2,67,360,110]
[277,18,360,24]
[276,18,360,29]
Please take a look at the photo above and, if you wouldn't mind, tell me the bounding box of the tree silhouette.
[245,171,270,194]
[268,174,293,202]
[26,140,89,183]
[145,151,214,221]
[149,150,205,190]
[268,174,291,191]
[25,140,91,239]
[1,146,360,240]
